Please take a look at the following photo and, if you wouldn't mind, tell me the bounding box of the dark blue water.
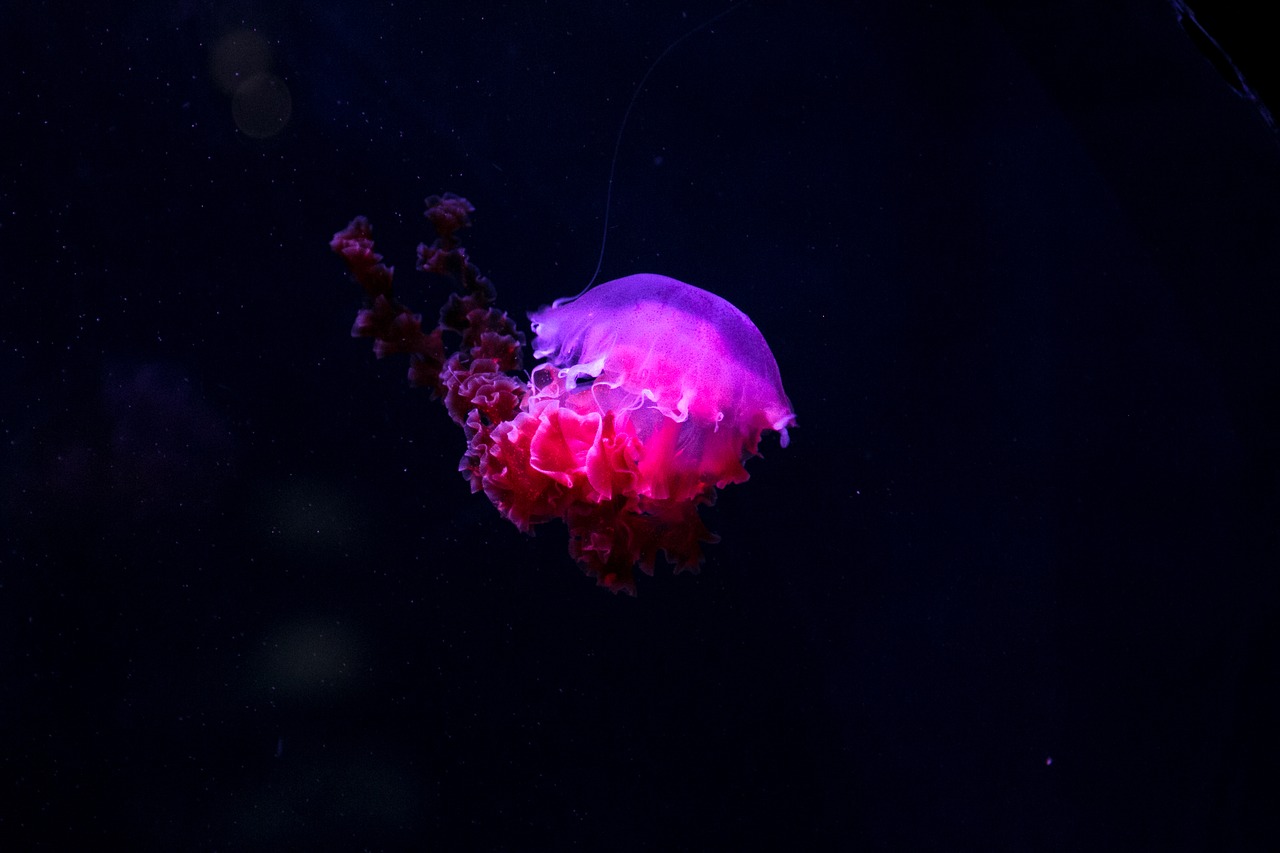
[3,1,1277,849]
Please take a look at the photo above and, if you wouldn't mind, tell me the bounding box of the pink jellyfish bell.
[528,274,794,503]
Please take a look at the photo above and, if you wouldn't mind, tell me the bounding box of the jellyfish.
[331,194,795,593]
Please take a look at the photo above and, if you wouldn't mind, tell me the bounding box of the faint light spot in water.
[254,618,365,697]
[209,29,292,138]
[232,73,293,138]
[209,30,271,95]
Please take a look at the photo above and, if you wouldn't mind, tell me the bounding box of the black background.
[3,0,1277,850]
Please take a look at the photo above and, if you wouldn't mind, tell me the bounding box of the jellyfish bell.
[528,273,795,501]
